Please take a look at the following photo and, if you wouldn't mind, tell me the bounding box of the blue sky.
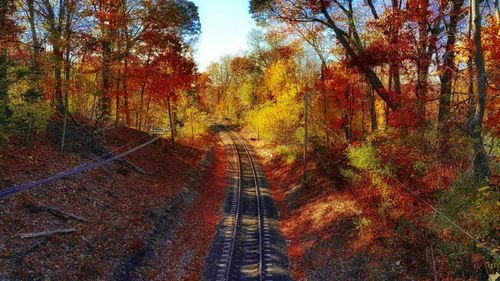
[192,0,257,71]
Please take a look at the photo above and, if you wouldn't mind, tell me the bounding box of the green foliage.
[294,127,305,145]
[244,100,302,145]
[276,144,299,164]
[347,143,380,171]
[435,172,500,274]
[339,167,355,179]
[355,215,371,231]
[413,160,427,175]
[176,106,209,140]
[436,173,496,230]
[10,100,53,140]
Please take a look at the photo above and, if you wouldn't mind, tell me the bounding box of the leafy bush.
[10,100,53,144]
[276,144,299,164]
[435,172,499,277]
[355,215,371,231]
[177,107,209,141]
[0,105,12,143]
[244,100,301,145]
[347,143,380,171]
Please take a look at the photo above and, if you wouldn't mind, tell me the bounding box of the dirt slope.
[0,126,210,280]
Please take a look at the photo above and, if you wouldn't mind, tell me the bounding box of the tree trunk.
[343,85,352,140]
[54,44,64,111]
[123,57,130,126]
[167,95,175,146]
[0,48,9,125]
[114,66,121,128]
[303,91,309,186]
[321,63,330,147]
[413,0,435,118]
[361,89,366,136]
[60,9,72,151]
[438,0,465,125]
[389,0,401,96]
[190,109,194,140]
[138,53,151,130]
[26,0,41,94]
[494,0,500,24]
[468,0,490,180]
[467,13,475,121]
[99,39,112,122]
[370,87,378,131]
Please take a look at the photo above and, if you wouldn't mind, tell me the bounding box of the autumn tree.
[250,0,400,110]
[0,0,15,136]
[468,0,490,179]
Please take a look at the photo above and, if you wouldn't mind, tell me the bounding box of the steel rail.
[222,128,243,281]
[223,126,264,281]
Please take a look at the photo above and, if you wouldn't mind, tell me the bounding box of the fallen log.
[19,228,76,239]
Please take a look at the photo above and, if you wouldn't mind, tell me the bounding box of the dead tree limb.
[17,237,49,261]
[46,207,84,222]
[19,228,75,239]
[24,204,84,222]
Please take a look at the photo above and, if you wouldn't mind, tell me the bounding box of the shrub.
[347,143,380,171]
[276,144,299,164]
[10,100,53,145]
[435,172,499,277]
[244,100,301,145]
[177,107,209,141]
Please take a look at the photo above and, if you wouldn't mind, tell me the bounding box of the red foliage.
[144,141,228,280]
[388,102,421,130]
[0,126,208,279]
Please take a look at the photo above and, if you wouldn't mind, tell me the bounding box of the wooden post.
[303,91,309,186]
[167,95,175,146]
[190,109,194,141]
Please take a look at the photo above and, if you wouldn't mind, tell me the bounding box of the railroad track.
[216,126,273,281]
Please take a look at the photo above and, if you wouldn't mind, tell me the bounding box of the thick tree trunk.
[438,0,465,124]
[494,0,500,24]
[389,0,401,96]
[415,0,430,117]
[415,60,429,116]
[468,0,489,180]
[467,17,475,122]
